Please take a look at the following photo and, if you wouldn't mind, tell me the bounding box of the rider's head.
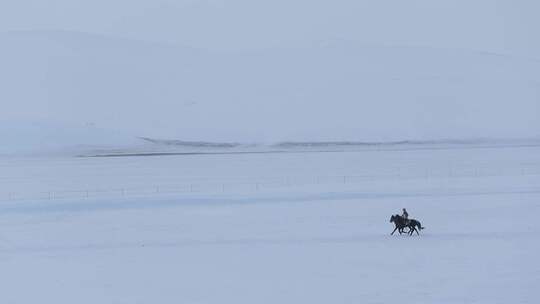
[403,208,407,212]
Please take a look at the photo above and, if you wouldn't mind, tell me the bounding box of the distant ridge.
[80,137,540,158]
[139,137,540,149]
[139,137,242,148]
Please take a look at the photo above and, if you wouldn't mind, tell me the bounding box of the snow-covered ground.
[0,144,539,303]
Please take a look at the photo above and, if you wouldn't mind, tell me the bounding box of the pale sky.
[1,0,539,56]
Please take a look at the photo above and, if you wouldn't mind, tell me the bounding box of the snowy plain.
[0,143,539,303]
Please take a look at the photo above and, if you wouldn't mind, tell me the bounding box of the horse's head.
[390,215,396,223]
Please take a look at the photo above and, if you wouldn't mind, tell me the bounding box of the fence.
[2,163,540,203]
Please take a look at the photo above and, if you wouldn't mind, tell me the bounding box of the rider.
[401,208,410,224]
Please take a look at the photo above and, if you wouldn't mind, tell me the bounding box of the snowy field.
[1,144,539,303]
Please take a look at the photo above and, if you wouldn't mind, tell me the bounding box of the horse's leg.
[400,225,409,234]
[415,225,420,235]
[391,226,398,235]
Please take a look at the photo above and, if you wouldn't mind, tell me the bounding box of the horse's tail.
[418,221,425,230]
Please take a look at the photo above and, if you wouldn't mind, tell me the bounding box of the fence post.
[222,184,225,193]
[190,184,194,192]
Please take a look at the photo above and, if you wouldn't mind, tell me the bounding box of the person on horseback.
[390,209,425,236]
[401,208,410,225]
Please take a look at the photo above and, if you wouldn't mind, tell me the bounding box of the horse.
[390,214,425,236]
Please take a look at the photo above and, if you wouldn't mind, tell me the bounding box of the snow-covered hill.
[1,30,539,153]
[0,120,140,155]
